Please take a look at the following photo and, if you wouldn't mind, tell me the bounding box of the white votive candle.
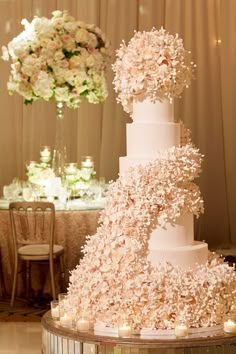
[174,324,189,337]
[65,163,77,175]
[50,300,60,320]
[223,319,236,333]
[118,325,132,337]
[60,314,73,327]
[81,156,94,168]
[76,319,90,332]
[40,146,51,157]
[51,306,60,320]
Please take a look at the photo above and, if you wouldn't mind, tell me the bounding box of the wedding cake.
[67,28,236,331]
[120,98,208,270]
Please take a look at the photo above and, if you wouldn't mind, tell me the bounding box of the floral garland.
[2,10,111,109]
[112,28,195,114]
[66,140,236,329]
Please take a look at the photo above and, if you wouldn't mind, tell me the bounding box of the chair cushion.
[18,244,64,256]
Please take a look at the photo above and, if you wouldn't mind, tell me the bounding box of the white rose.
[55,87,69,102]
[87,33,98,48]
[32,71,54,99]
[69,55,85,69]
[64,21,78,34]
[1,46,9,61]
[22,55,41,76]
[17,81,33,100]
[75,28,89,44]
[54,50,65,61]
[86,55,96,68]
[8,34,29,59]
[52,10,63,18]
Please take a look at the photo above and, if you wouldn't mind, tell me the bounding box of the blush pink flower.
[112,28,195,114]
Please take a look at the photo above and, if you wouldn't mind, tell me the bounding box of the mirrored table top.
[0,197,105,211]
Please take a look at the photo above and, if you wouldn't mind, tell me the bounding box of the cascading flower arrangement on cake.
[112,27,195,114]
[1,10,111,109]
[66,28,236,332]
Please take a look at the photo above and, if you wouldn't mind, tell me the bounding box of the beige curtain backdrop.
[0,0,235,251]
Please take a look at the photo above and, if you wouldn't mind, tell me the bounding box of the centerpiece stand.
[41,311,236,354]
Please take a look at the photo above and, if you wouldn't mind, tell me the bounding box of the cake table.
[41,311,236,354]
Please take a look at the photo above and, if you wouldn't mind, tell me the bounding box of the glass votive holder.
[50,300,60,320]
[76,316,90,332]
[58,293,67,317]
[81,156,94,169]
[223,314,236,334]
[40,146,51,157]
[40,146,51,164]
[118,320,132,338]
[174,319,189,338]
[64,163,78,176]
[60,312,73,328]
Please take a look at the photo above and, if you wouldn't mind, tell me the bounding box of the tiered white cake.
[67,28,236,332]
[120,99,208,269]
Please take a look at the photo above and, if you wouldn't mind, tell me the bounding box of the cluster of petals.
[2,10,111,108]
[27,163,55,184]
[67,139,236,330]
[112,28,195,114]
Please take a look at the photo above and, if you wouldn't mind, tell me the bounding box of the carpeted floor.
[0,297,50,322]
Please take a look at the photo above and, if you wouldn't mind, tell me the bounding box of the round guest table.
[0,198,104,297]
[41,311,236,354]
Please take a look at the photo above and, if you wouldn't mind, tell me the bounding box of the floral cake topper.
[112,27,195,114]
[2,10,111,109]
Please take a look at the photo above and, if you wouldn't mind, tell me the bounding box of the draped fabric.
[0,0,235,250]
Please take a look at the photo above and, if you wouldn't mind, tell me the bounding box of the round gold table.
[41,311,236,354]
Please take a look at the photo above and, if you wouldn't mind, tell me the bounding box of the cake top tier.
[112,28,195,115]
[132,99,174,123]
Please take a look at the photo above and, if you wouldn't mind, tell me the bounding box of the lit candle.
[118,324,132,337]
[174,324,189,337]
[50,300,60,320]
[223,319,236,333]
[60,313,73,327]
[51,306,60,320]
[81,156,94,169]
[76,318,90,332]
[65,163,77,175]
[40,146,51,157]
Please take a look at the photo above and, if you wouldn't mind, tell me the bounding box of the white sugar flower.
[113,28,195,114]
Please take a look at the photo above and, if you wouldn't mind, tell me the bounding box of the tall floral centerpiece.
[2,10,111,176]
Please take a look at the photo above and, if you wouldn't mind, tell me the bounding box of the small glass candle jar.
[76,316,90,332]
[81,156,94,169]
[174,319,189,338]
[223,314,236,334]
[118,320,132,338]
[51,300,60,320]
[60,313,73,327]
[40,146,51,163]
[64,162,78,176]
[40,146,51,158]
[58,293,67,317]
